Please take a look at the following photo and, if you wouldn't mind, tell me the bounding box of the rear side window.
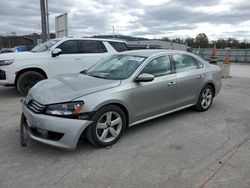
[109,42,128,52]
[173,54,198,73]
[141,56,171,77]
[57,40,78,54]
[78,40,107,53]
[196,59,204,69]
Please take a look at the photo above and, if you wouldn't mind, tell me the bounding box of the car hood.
[29,74,121,105]
[0,51,47,61]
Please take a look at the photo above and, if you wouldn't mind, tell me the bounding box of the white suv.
[0,38,127,95]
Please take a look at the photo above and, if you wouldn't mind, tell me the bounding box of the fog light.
[37,128,48,138]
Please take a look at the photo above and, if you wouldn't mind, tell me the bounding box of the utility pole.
[0,37,2,50]
[40,0,47,42]
[45,0,50,40]
[112,26,115,39]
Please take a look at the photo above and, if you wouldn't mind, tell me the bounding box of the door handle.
[197,75,204,79]
[74,58,81,60]
[168,81,176,86]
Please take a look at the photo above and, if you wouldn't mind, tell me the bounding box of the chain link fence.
[191,48,250,63]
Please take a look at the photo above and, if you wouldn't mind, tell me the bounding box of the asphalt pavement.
[0,63,249,188]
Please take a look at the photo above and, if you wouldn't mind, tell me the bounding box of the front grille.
[0,70,6,80]
[25,95,46,113]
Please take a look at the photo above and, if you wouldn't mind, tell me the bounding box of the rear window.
[109,42,128,52]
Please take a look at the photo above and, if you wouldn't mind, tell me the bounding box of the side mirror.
[52,48,62,57]
[134,73,155,82]
[80,69,87,74]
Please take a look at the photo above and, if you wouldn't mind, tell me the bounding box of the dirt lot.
[0,64,249,188]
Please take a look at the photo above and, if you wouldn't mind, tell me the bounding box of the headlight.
[0,60,14,66]
[45,101,84,116]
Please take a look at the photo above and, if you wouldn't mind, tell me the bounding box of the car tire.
[86,105,126,147]
[195,85,214,111]
[16,71,45,96]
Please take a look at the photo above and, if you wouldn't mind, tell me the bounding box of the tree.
[226,38,239,48]
[195,33,209,48]
[216,38,227,48]
[162,37,171,42]
[184,37,195,47]
[172,37,184,44]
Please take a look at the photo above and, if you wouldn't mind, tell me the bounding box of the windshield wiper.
[90,75,107,79]
[86,72,108,79]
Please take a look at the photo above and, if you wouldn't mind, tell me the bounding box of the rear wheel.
[195,85,214,111]
[16,71,45,96]
[87,105,126,147]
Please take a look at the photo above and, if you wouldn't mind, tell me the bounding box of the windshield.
[31,39,60,52]
[86,55,146,80]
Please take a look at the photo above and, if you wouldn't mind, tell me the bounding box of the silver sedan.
[20,50,222,150]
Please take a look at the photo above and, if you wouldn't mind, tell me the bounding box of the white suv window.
[57,40,78,54]
[109,42,128,52]
[78,40,107,53]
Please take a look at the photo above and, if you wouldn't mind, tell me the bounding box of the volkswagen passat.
[21,50,221,150]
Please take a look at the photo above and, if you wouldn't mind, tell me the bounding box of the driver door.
[131,55,176,122]
[49,40,84,77]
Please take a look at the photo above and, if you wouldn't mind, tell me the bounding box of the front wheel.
[195,85,214,111]
[86,105,126,147]
[16,71,45,96]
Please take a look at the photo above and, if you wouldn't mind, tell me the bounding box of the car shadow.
[125,107,195,135]
[0,86,22,99]
[19,137,95,156]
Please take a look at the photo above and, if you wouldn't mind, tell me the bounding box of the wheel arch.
[204,82,216,96]
[78,101,130,145]
[93,100,130,128]
[195,81,216,104]
[107,102,129,127]
[15,67,48,86]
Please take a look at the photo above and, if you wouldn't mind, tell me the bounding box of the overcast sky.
[0,0,250,40]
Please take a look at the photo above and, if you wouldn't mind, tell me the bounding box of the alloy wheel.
[201,88,213,109]
[96,111,122,143]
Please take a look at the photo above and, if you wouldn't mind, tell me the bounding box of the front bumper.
[21,102,92,150]
[0,69,6,80]
[0,66,16,86]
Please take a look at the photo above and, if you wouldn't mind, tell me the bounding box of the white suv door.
[49,40,84,77]
[78,40,110,69]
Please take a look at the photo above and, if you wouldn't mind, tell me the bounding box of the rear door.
[172,54,205,108]
[49,40,84,77]
[131,55,176,122]
[79,40,109,69]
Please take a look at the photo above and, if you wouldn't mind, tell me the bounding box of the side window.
[173,54,198,73]
[57,40,78,54]
[196,59,204,69]
[109,42,128,52]
[141,56,171,77]
[78,40,107,53]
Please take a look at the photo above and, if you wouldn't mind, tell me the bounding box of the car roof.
[119,49,190,57]
[56,37,126,43]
